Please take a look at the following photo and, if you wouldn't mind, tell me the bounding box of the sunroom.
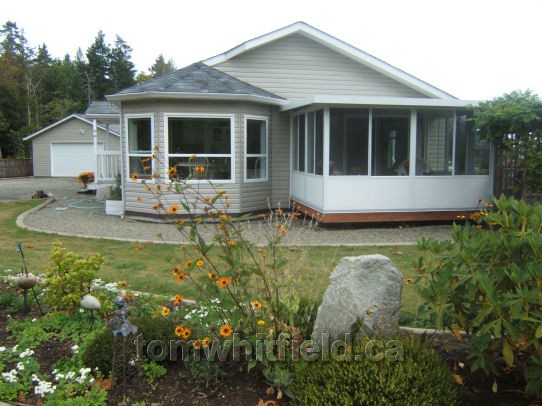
[288,99,492,222]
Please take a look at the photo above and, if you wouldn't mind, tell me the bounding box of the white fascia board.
[106,91,288,106]
[281,96,479,112]
[204,21,455,100]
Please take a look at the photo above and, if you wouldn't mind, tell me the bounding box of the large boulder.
[312,254,403,342]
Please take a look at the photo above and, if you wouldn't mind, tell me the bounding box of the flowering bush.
[135,152,317,390]
[76,171,94,187]
[414,195,542,398]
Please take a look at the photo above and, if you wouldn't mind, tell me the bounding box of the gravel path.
[4,177,453,245]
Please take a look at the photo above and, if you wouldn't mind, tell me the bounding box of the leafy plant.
[141,360,166,389]
[42,243,104,311]
[414,195,542,398]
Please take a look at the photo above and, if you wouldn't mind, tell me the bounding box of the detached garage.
[23,114,120,177]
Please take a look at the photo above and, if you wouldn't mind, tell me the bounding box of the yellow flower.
[258,320,266,326]
[251,300,262,310]
[208,272,218,280]
[119,280,127,288]
[184,260,193,268]
[143,165,151,171]
[173,294,184,305]
[227,241,237,247]
[217,277,231,288]
[195,260,204,267]
[181,327,192,340]
[175,325,184,337]
[275,209,283,214]
[405,277,414,285]
[161,307,170,316]
[131,172,139,181]
[168,167,178,177]
[134,244,142,252]
[202,337,210,347]
[192,339,202,349]
[180,244,187,250]
[176,272,187,282]
[219,324,234,337]
[168,204,181,214]
[216,190,225,195]
[141,157,152,163]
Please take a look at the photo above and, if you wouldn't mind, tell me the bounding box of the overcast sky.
[4,0,541,101]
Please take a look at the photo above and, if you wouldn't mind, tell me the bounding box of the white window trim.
[163,112,236,184]
[244,115,269,183]
[125,113,155,184]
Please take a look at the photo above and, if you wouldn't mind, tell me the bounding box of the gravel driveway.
[5,177,453,245]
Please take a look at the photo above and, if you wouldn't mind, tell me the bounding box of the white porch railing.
[96,151,121,183]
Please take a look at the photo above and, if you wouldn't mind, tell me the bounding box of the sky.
[4,0,541,101]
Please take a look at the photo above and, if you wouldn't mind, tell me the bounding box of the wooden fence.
[0,159,33,178]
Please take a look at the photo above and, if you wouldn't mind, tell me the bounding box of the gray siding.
[213,34,426,101]
[31,118,120,176]
[121,100,288,215]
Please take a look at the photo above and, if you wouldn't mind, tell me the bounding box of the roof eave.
[22,114,119,141]
[106,91,288,106]
[281,96,479,112]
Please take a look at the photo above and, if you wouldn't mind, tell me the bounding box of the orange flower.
[224,195,230,199]
[173,294,184,305]
[137,196,142,203]
[217,277,231,288]
[184,260,193,268]
[192,339,202,349]
[173,264,182,274]
[275,209,283,214]
[168,204,181,214]
[180,244,187,250]
[202,337,210,347]
[131,172,139,181]
[203,196,211,202]
[175,325,184,337]
[258,213,266,219]
[227,241,236,246]
[175,219,186,225]
[189,154,197,160]
[161,307,170,316]
[176,272,187,281]
[219,324,234,337]
[181,327,192,340]
[251,300,262,310]
[143,165,151,171]
[151,204,159,211]
[168,167,178,177]
[195,166,205,173]
[119,280,127,288]
[141,157,152,163]
[134,244,142,252]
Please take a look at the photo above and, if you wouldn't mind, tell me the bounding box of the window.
[372,109,410,176]
[416,110,454,175]
[455,112,490,175]
[293,115,305,172]
[127,116,153,180]
[245,117,268,181]
[167,116,233,181]
[330,109,369,175]
[293,110,323,174]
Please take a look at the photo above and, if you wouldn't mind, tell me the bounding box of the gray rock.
[312,254,403,342]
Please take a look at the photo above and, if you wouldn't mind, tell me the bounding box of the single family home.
[105,21,491,223]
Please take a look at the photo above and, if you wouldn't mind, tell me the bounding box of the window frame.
[164,112,235,183]
[244,115,269,183]
[125,113,155,183]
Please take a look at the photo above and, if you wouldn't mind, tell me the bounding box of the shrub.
[291,335,458,405]
[414,195,542,398]
[43,243,104,311]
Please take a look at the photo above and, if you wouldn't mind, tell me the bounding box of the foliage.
[139,158,321,389]
[141,360,167,389]
[42,242,104,311]
[291,335,458,405]
[474,90,542,196]
[414,195,542,398]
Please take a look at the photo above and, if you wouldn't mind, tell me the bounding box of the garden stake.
[16,242,44,315]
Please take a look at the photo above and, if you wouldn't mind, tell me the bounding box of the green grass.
[0,200,424,320]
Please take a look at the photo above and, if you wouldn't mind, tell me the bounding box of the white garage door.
[51,143,103,177]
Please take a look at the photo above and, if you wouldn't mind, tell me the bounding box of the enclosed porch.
[288,102,492,223]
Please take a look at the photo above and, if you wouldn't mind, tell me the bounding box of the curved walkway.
[4,177,453,245]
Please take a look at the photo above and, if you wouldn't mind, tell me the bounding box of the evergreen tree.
[109,35,135,92]
[150,54,176,77]
[86,31,110,100]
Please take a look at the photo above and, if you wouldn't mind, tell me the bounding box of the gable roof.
[85,101,120,116]
[22,114,120,141]
[204,21,456,100]
[107,62,286,105]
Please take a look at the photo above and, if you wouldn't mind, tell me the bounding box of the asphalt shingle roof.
[84,101,120,115]
[115,62,285,101]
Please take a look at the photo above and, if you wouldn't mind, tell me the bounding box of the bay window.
[167,115,233,181]
[127,116,153,180]
[245,117,268,181]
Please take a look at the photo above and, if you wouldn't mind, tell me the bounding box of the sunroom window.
[245,117,268,181]
[293,110,323,174]
[372,109,410,176]
[330,109,369,175]
[455,113,490,175]
[416,110,454,175]
[127,117,153,180]
[167,116,232,180]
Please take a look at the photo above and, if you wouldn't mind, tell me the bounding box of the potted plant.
[105,175,123,216]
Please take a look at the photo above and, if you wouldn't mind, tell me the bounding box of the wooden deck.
[290,200,476,224]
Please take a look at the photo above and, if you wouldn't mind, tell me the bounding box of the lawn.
[0,200,423,320]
